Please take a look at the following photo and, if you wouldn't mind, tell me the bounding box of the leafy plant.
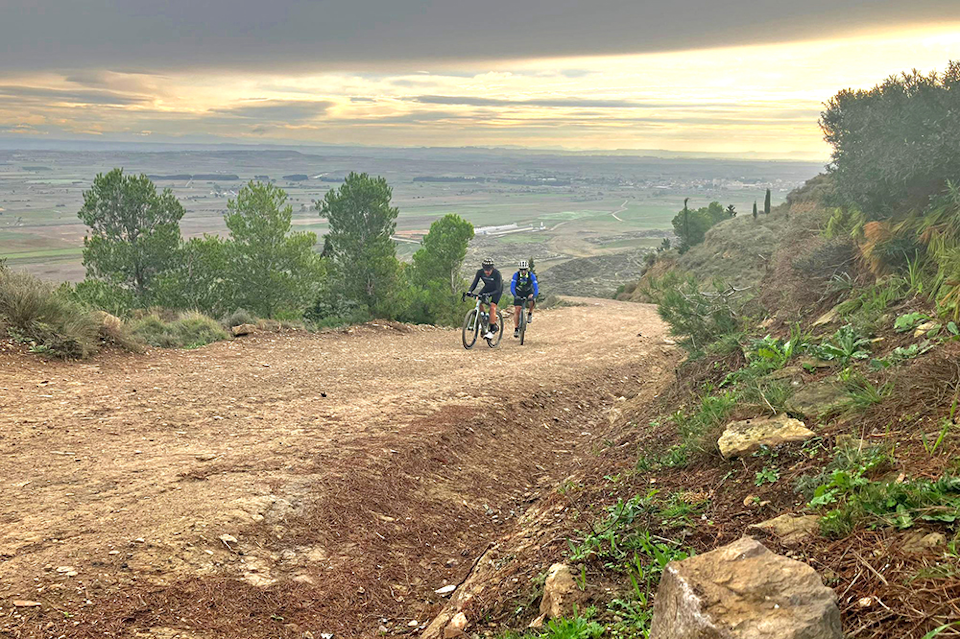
[814,325,872,365]
[895,312,933,333]
[812,471,960,537]
[870,340,935,369]
[755,466,781,486]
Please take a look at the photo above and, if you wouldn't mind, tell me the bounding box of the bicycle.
[461,292,503,349]
[516,296,534,345]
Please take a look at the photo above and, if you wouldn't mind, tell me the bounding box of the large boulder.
[718,415,815,459]
[650,537,841,639]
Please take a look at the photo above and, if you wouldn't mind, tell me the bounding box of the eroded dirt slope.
[0,298,675,638]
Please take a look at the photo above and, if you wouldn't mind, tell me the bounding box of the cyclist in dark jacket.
[468,257,502,338]
[510,260,539,338]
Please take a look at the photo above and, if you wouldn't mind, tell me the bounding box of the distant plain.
[0,145,822,282]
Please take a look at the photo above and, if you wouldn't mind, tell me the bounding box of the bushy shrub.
[821,61,960,214]
[65,279,137,317]
[130,311,228,348]
[306,284,372,328]
[647,273,745,353]
[0,269,102,358]
[791,238,856,281]
[221,308,258,328]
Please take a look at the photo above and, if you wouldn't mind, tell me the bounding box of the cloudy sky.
[1,0,959,158]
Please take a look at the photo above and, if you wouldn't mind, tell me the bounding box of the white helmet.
[518,260,528,270]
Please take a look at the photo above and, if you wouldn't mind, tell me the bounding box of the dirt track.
[0,298,673,638]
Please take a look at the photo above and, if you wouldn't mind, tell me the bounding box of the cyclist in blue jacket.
[510,260,539,338]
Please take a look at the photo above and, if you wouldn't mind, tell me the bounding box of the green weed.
[922,396,959,456]
[842,372,893,412]
[755,466,781,486]
[814,325,872,365]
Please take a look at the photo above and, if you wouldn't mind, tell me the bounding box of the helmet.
[482,258,494,269]
[518,260,528,270]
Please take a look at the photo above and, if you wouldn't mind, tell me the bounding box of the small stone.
[813,306,840,326]
[408,620,420,627]
[539,564,584,620]
[56,566,76,573]
[444,612,468,638]
[435,584,456,596]
[232,323,257,337]
[108,550,120,555]
[749,514,821,544]
[785,382,848,419]
[195,453,217,461]
[858,596,874,608]
[902,531,947,554]
[219,534,238,544]
[13,600,41,607]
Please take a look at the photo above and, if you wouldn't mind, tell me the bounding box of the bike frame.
[468,294,493,332]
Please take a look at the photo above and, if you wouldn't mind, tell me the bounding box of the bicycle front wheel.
[519,309,527,346]
[462,309,479,349]
[486,310,504,348]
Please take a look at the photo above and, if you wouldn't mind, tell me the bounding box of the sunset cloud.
[0,20,958,158]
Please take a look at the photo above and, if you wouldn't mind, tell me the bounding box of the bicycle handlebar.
[464,292,494,301]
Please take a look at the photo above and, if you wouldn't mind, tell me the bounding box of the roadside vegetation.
[4,171,479,358]
[482,61,960,639]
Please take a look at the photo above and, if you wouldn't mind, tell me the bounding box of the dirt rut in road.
[0,298,675,638]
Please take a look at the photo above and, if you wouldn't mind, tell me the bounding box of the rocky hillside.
[423,174,960,639]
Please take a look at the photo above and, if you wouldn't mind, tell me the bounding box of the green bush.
[130,311,228,349]
[0,269,101,358]
[821,61,960,214]
[221,308,259,328]
[649,273,745,353]
[65,279,137,317]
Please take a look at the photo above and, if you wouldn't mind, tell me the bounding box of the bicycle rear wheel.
[462,309,479,349]
[486,310,504,348]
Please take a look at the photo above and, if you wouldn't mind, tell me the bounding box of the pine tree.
[317,172,402,314]
[78,169,184,302]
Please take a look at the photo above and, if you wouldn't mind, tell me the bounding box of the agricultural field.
[0,144,821,284]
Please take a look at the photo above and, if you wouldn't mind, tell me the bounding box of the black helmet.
[482,258,494,269]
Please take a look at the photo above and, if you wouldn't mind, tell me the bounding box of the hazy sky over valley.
[1,0,959,158]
